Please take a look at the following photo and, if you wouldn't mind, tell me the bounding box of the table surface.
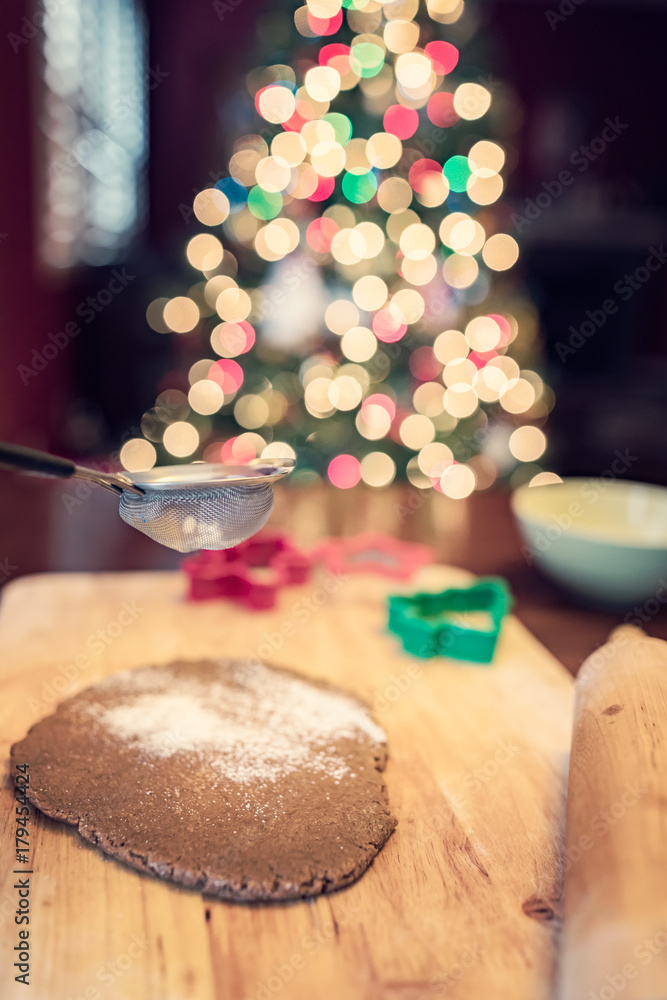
[0,568,574,1000]
[0,475,665,676]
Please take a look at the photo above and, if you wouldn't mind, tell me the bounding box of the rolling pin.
[558,625,667,1000]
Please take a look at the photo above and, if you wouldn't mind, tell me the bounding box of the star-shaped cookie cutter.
[182,532,312,610]
[387,577,512,663]
[314,532,434,580]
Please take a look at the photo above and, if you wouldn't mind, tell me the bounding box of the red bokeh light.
[373,308,407,343]
[328,454,361,489]
[425,41,459,76]
[202,441,224,463]
[309,175,336,202]
[487,313,513,348]
[409,347,442,381]
[237,321,256,354]
[469,350,498,369]
[362,393,397,421]
[221,436,259,463]
[282,109,309,132]
[319,43,350,66]
[383,104,419,140]
[408,158,443,195]
[215,322,255,357]
[208,359,244,394]
[308,9,343,35]
[307,216,339,252]
[426,92,459,128]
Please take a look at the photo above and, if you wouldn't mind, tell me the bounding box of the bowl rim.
[510,477,667,550]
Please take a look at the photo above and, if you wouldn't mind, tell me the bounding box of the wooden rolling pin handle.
[558,626,667,1000]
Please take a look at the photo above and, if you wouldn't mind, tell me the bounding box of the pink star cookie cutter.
[313,532,434,581]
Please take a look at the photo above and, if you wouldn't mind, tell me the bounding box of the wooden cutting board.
[0,567,574,1000]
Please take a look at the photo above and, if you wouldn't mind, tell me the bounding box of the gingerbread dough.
[11,659,396,901]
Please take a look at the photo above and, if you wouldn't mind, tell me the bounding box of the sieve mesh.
[118,483,275,553]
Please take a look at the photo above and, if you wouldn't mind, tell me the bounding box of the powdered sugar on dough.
[82,660,386,785]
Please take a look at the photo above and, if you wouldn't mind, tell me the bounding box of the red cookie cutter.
[313,532,435,581]
[182,532,312,610]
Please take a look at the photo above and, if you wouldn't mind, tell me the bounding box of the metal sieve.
[0,443,294,553]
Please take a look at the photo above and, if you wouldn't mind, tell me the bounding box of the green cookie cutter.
[387,577,512,663]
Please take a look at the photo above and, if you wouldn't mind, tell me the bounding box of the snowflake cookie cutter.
[182,531,312,610]
[314,532,434,580]
[387,577,512,664]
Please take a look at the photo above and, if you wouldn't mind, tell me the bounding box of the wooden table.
[1,476,666,676]
[2,478,666,998]
[1,566,574,1000]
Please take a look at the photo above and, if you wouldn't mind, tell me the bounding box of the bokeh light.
[188,379,225,415]
[120,439,157,472]
[163,422,200,458]
[138,0,548,492]
[361,451,396,487]
[453,83,491,120]
[193,188,230,226]
[482,234,520,271]
[328,454,362,488]
[186,234,224,271]
[440,463,475,498]
[529,472,562,487]
[509,425,547,462]
[163,297,200,334]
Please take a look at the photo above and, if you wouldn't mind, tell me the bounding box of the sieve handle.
[0,442,76,479]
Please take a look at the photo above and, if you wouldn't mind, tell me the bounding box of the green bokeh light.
[247,186,283,220]
[443,156,472,193]
[342,170,378,204]
[322,112,353,145]
[349,43,385,79]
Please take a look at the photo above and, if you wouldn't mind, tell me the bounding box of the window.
[40,0,147,268]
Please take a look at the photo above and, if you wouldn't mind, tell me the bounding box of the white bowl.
[511,478,667,609]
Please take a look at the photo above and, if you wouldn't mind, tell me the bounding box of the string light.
[120,439,157,472]
[163,422,200,458]
[139,0,552,495]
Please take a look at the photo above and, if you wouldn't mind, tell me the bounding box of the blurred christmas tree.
[126,0,556,497]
